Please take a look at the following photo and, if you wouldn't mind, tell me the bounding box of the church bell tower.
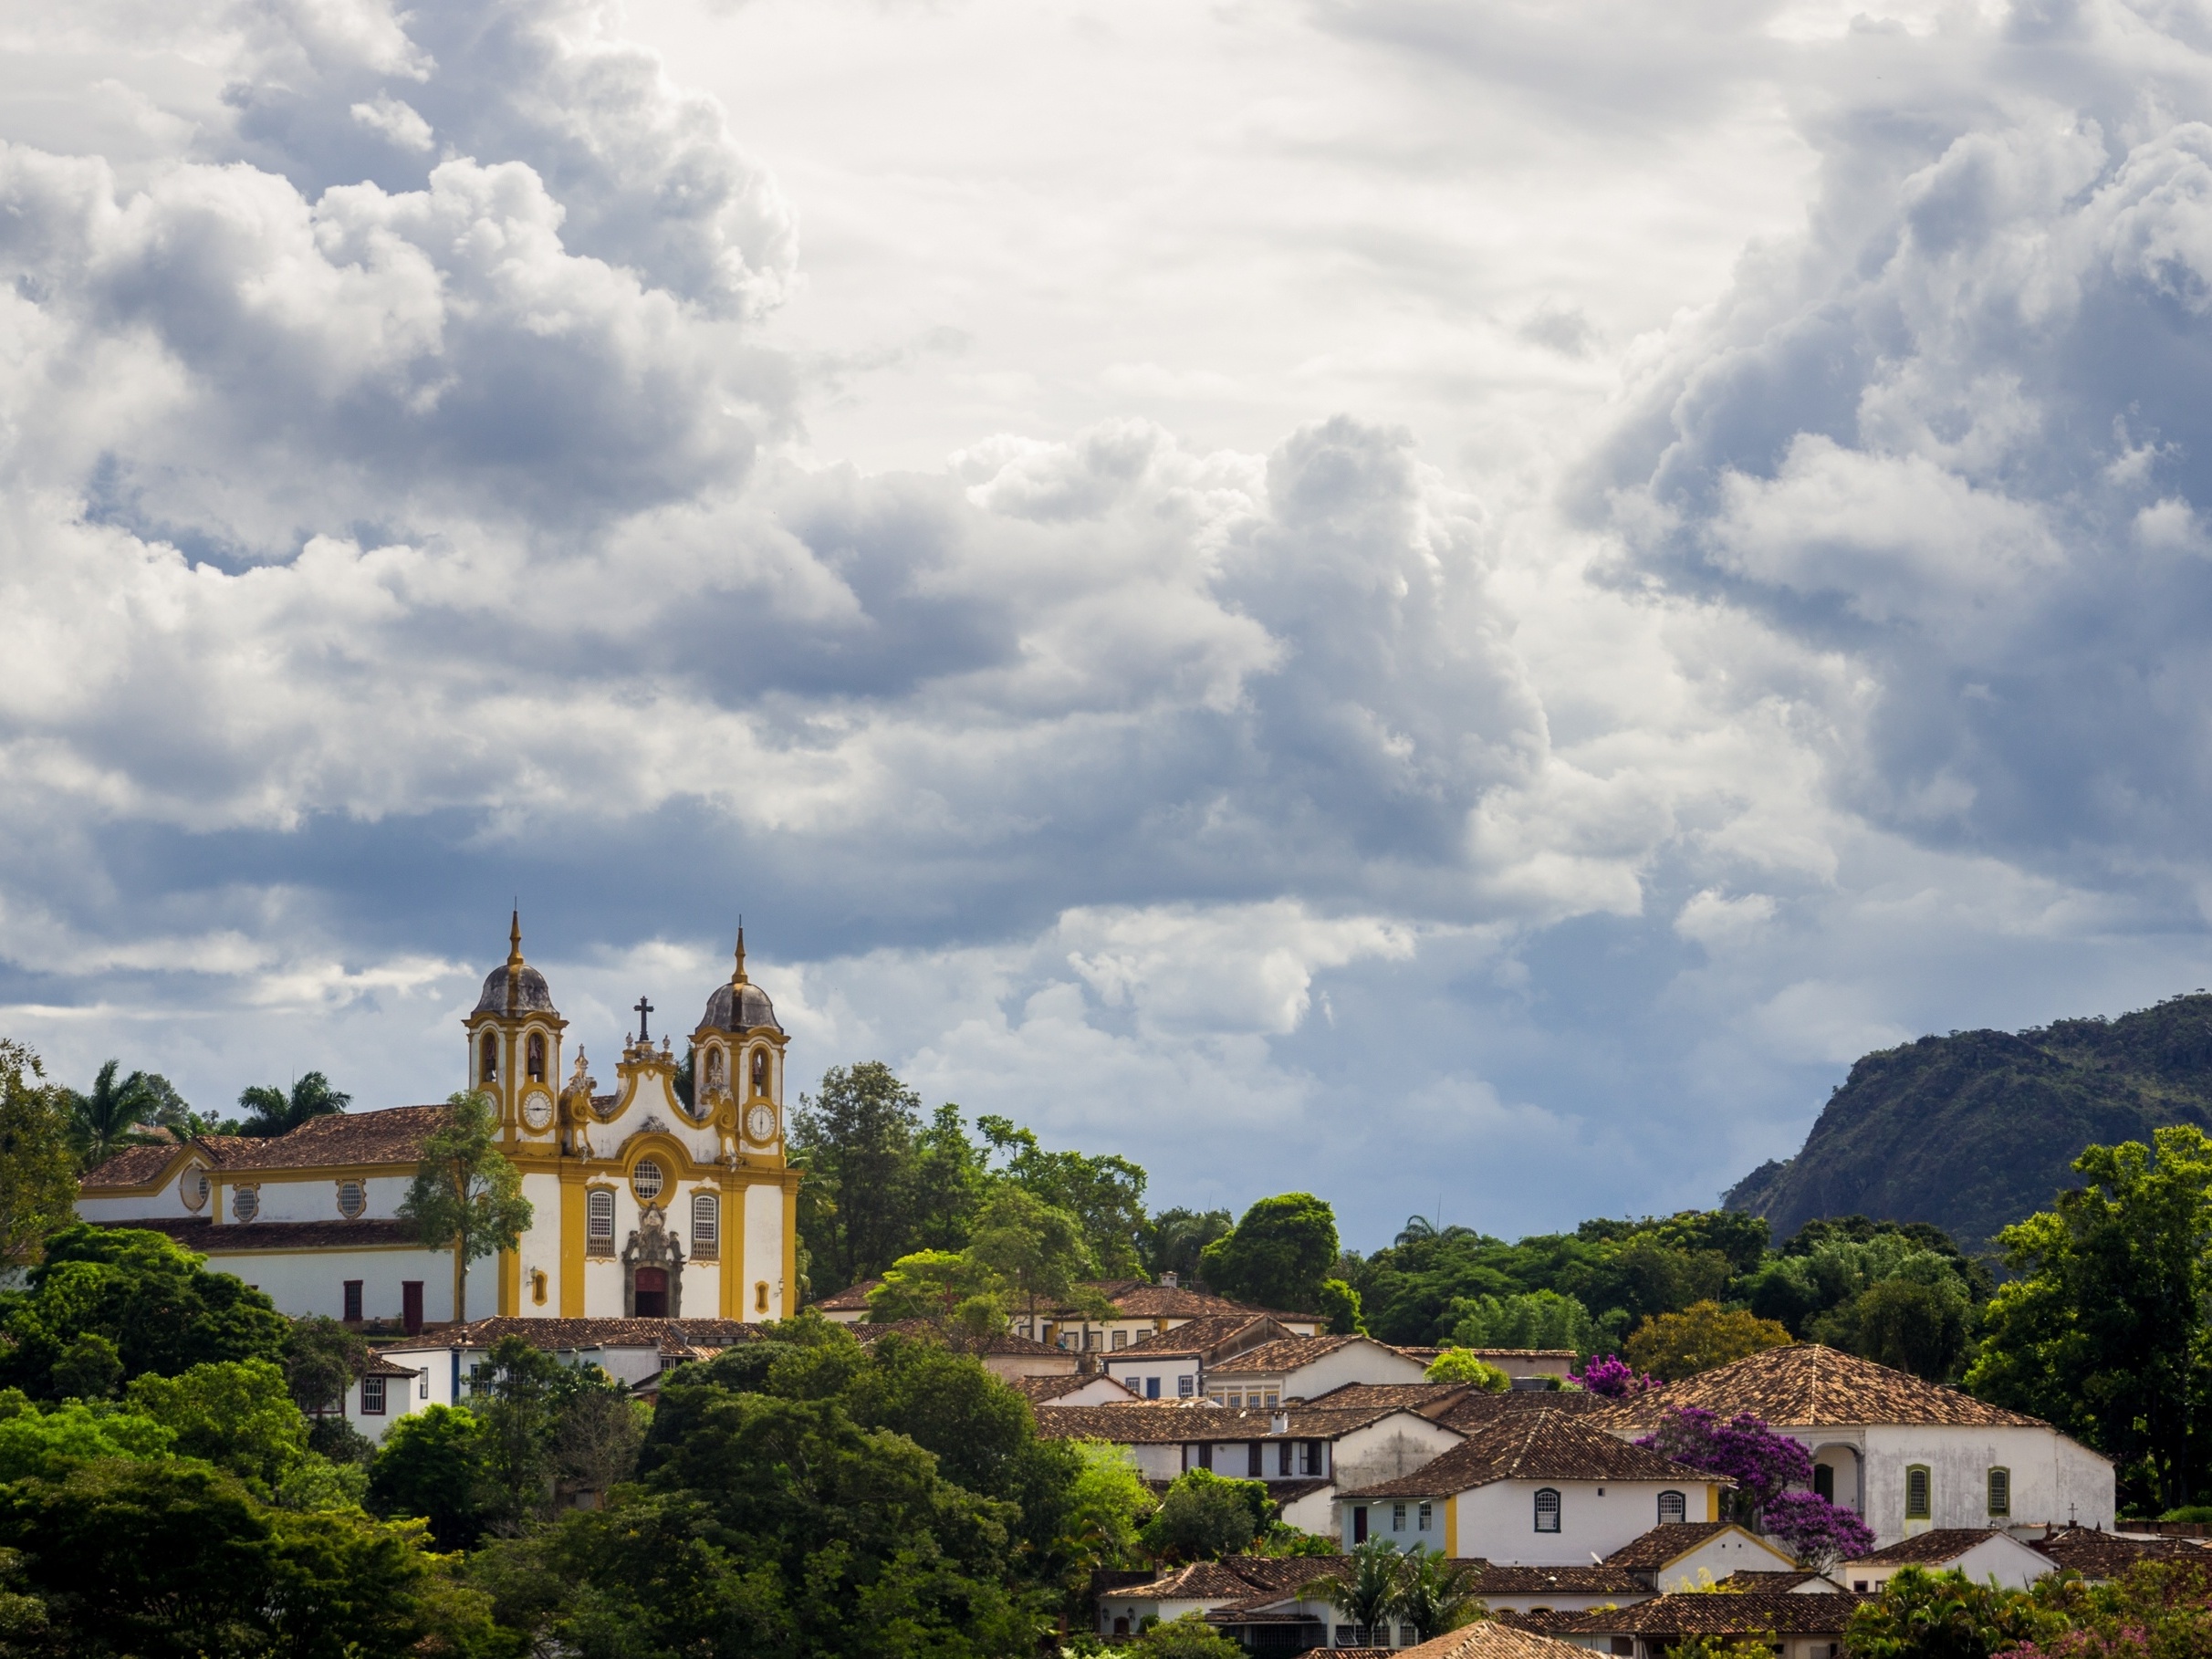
[464,912,567,1142]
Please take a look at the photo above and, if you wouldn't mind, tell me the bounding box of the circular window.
[181,1169,207,1212]
[233,1184,260,1223]
[337,1179,366,1219]
[632,1159,664,1201]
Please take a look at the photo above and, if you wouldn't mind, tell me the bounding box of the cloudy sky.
[6,0,2212,1250]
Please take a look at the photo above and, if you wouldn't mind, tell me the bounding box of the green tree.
[1967,1126,2212,1510]
[1144,1207,1234,1285]
[49,1333,121,1400]
[977,1114,1150,1278]
[1393,1542,1486,1641]
[283,1315,370,1418]
[1625,1301,1793,1382]
[966,1187,1102,1332]
[1449,1289,1602,1355]
[126,1357,309,1493]
[1200,1194,1341,1312]
[465,1334,566,1532]
[912,1103,992,1253]
[789,1061,925,1292]
[0,1042,78,1268]
[1131,1613,1246,1656]
[865,1248,1010,1343]
[0,1223,289,1399]
[1817,1277,1971,1382]
[60,1059,167,1167]
[1057,1441,1156,1586]
[236,1070,351,1138]
[1303,1539,1401,1641]
[369,1403,491,1550]
[1139,1468,1266,1562]
[1425,1349,1510,1390]
[1316,1278,1368,1335]
[0,1391,174,1481]
[397,1090,532,1326]
[1844,1565,2064,1659]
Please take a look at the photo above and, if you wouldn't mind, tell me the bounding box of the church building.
[75,918,801,1331]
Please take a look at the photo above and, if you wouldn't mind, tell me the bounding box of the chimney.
[1162,1271,1178,1289]
[1271,1409,1289,1436]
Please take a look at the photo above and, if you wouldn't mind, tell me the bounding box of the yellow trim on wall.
[498,1247,519,1317]
[1445,1493,1458,1558]
[559,1175,587,1318]
[1707,1483,1720,1521]
[718,1172,738,1320]
[782,1171,799,1319]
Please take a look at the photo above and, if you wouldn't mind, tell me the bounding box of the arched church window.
[751,1048,767,1093]
[480,1034,498,1084]
[704,1046,725,1095]
[527,1034,546,1082]
[588,1189,615,1255]
[632,1159,664,1202]
[692,1193,719,1257]
[1533,1488,1560,1532]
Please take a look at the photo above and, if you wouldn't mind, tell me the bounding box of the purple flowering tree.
[1758,1490,1875,1573]
[1570,1355,1654,1398]
[1636,1404,1870,1568]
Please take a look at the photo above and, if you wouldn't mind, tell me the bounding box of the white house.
[1842,1529,2055,1593]
[78,918,804,1329]
[1010,1372,1136,1406]
[811,1273,1320,1351]
[1604,1520,1803,1590]
[1338,1408,1725,1564]
[1034,1399,1465,1533]
[1100,1314,1297,1402]
[1202,1334,1431,1405]
[340,1351,431,1445]
[1595,1345,2115,1549]
[1564,1589,1866,1659]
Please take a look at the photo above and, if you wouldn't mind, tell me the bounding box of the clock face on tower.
[746,1102,777,1143]
[522,1094,554,1132]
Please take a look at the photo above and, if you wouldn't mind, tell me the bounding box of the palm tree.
[1304,1539,1403,1646]
[236,1071,351,1138]
[1393,1544,1486,1642]
[64,1060,162,1166]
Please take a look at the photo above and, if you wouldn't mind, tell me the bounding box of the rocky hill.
[1725,992,2212,1251]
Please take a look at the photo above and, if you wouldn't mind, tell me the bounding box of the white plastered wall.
[1859,1425,2114,1547]
[1449,1478,1715,1566]
[741,1182,784,1320]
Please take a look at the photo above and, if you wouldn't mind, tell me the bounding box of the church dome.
[475,963,558,1015]
[700,979,780,1033]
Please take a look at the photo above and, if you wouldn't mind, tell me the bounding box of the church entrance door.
[633,1267,668,1318]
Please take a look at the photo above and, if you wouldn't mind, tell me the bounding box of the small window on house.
[1264,1390,1279,1408]
[1987,1467,2010,1518]
[1418,1501,1433,1531]
[1279,1441,1293,1476]
[1814,1464,1834,1502]
[1148,1377,1162,1400]
[418,1370,429,1401]
[361,1375,387,1415]
[337,1179,366,1219]
[1534,1487,1561,1532]
[1178,1375,1195,1398]
[527,1033,546,1081]
[1905,1465,1932,1519]
[691,1193,719,1257]
[1299,1440,1319,1476]
[1111,1329,1127,1350]
[481,1034,498,1083]
[232,1184,259,1223]
[1658,1489,1687,1525]
[181,1168,208,1212]
[1400,1629,1417,1648]
[342,1280,363,1322]
[1393,1502,1406,1531]
[1248,1443,1264,1477]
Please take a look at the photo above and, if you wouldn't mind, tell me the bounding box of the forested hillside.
[1725,992,2212,1249]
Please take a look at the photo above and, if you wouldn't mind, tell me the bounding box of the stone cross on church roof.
[633,996,653,1042]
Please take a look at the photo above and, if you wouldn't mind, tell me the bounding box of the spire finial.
[732,917,748,986]
[507,907,524,969]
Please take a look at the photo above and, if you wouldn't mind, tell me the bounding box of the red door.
[402,1281,423,1335]
[634,1268,668,1318]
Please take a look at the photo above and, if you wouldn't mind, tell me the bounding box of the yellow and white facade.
[75,916,801,1330]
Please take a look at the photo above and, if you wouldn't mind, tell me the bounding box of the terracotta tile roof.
[1009,1373,1128,1403]
[1490,1611,1591,1638]
[1596,1344,2049,1431]
[1436,1390,1608,1431]
[218,1105,454,1171]
[1109,1314,1290,1361]
[405,1316,766,1355]
[81,1134,270,1189]
[361,1351,423,1377]
[1604,1521,1738,1568]
[810,1279,879,1310]
[850,1320,1067,1357]
[2033,1529,2212,1578]
[1034,1400,1443,1445]
[1304,1382,1486,1417]
[94,1216,422,1251]
[1113,1555,1343,1602]
[1467,1565,1648,1597]
[1208,1334,1370,1376]
[1341,1409,1715,1500]
[1851,1529,2024,1566]
[1399,1622,1596,1659]
[1568,1591,1866,1637]
[1725,1571,1837,1591]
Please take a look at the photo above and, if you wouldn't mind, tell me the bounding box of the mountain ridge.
[1724,992,2212,1250]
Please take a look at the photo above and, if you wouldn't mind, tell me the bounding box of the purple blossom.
[1570,1355,1654,1398]
[1758,1490,1874,1571]
[1636,1405,1812,1513]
